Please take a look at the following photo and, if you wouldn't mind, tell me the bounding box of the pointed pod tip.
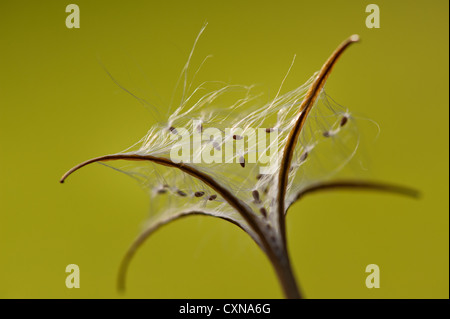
[410,189,422,199]
[350,34,360,43]
[60,173,69,184]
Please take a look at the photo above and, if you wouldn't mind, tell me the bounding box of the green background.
[0,0,448,298]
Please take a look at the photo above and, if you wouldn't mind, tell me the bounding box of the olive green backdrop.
[0,0,448,298]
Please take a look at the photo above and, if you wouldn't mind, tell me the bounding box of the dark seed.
[265,128,274,133]
[212,141,221,151]
[260,207,267,218]
[169,126,178,134]
[194,191,205,197]
[252,190,260,202]
[239,156,245,168]
[233,135,243,140]
[300,152,308,162]
[177,190,187,197]
[208,195,217,201]
[157,188,167,194]
[340,116,348,127]
[256,174,263,180]
[323,131,331,137]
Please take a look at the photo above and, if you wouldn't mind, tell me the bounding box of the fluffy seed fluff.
[61,25,418,297]
[105,36,360,237]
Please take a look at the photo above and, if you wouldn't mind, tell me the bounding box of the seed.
[239,156,245,168]
[208,194,217,201]
[252,190,260,202]
[157,188,167,194]
[323,131,331,137]
[177,190,187,197]
[233,135,243,140]
[265,128,274,133]
[169,126,178,134]
[340,116,348,127]
[213,142,221,151]
[260,207,267,218]
[194,191,205,197]
[197,124,203,133]
[300,151,308,162]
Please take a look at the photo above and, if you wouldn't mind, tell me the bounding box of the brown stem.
[268,247,302,299]
[277,35,360,247]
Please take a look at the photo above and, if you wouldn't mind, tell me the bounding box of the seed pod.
[208,194,217,201]
[340,116,348,127]
[194,191,205,197]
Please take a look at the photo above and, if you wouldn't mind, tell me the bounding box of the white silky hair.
[102,24,375,234]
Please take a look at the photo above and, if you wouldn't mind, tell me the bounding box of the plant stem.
[260,228,302,299]
[266,245,302,299]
